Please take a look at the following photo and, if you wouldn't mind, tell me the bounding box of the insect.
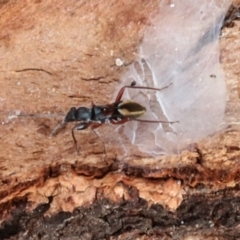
[50,81,177,152]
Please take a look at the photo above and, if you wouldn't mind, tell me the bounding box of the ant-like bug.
[50,81,177,152]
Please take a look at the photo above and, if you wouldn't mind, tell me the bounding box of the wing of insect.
[50,81,178,153]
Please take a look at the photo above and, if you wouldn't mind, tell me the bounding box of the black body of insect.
[50,81,176,152]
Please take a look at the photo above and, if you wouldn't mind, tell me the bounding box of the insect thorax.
[75,107,91,121]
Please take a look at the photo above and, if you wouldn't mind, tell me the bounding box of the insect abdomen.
[117,100,146,119]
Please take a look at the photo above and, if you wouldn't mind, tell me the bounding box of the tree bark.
[0,0,240,239]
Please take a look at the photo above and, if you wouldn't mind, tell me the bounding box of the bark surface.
[0,0,240,239]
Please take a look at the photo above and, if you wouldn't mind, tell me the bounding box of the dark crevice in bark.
[1,189,240,239]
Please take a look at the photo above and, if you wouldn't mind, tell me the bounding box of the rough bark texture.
[0,0,240,239]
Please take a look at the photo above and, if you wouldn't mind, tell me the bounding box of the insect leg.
[50,119,67,137]
[110,118,129,125]
[115,81,136,102]
[72,122,91,153]
[115,82,172,102]
[91,123,106,153]
[134,119,179,124]
[125,83,172,92]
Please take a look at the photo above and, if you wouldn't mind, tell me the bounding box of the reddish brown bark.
[0,1,239,239]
